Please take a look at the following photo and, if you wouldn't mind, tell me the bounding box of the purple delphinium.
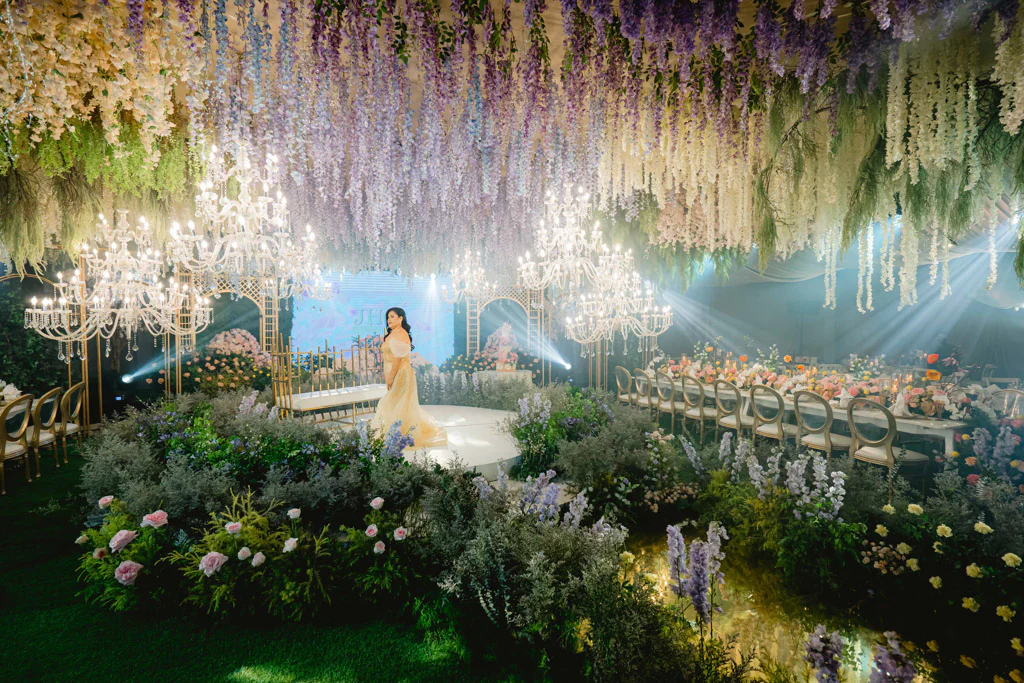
[383,421,414,462]
[666,523,687,597]
[684,540,712,623]
[706,521,728,586]
[520,469,558,520]
[804,625,844,683]
[719,432,734,468]
[992,425,1016,465]
[971,427,993,459]
[472,475,494,498]
[562,491,588,529]
[681,438,705,480]
[869,631,916,682]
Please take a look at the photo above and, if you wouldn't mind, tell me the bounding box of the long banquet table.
[649,376,965,454]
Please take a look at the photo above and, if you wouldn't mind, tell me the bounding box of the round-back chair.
[750,385,796,447]
[847,398,929,503]
[792,390,852,467]
[714,379,751,440]
[1,394,34,495]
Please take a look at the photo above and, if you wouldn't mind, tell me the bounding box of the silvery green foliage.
[257,463,364,520]
[80,436,163,514]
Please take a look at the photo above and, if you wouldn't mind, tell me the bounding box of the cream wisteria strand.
[880,217,897,292]
[898,224,920,310]
[986,221,999,290]
[941,238,952,299]
[857,227,874,314]
[928,221,940,286]
[993,1,1024,135]
[821,227,839,310]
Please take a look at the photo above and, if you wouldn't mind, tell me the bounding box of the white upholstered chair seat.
[617,393,632,403]
[755,422,798,438]
[635,396,659,407]
[800,432,853,450]
[56,422,80,436]
[26,427,56,446]
[719,414,754,429]
[684,406,712,419]
[853,445,928,465]
[3,441,27,456]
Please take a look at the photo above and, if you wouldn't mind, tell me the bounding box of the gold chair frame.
[991,389,1024,418]
[28,387,62,477]
[633,368,657,417]
[847,398,930,503]
[680,376,713,445]
[655,372,684,434]
[614,366,635,407]
[793,389,850,467]
[714,379,750,440]
[56,381,86,463]
[750,385,794,447]
[1,394,34,495]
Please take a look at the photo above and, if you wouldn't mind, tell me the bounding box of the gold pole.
[95,333,103,428]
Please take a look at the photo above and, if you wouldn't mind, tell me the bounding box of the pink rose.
[141,510,168,528]
[1012,419,1023,429]
[224,522,242,535]
[287,508,301,520]
[109,529,139,554]
[365,524,378,538]
[373,541,386,554]
[911,387,925,396]
[237,546,252,561]
[283,538,298,553]
[114,560,143,586]
[370,497,384,510]
[98,495,114,509]
[198,551,229,577]
[967,474,980,485]
[251,552,266,567]
[92,547,108,560]
[394,527,408,541]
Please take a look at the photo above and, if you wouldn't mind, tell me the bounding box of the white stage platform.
[341,405,520,479]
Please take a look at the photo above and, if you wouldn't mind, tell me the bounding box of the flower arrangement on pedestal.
[183,329,271,395]
[846,353,888,379]
[482,323,519,372]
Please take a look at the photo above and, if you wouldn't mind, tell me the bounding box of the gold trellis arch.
[165,272,281,395]
[464,284,551,385]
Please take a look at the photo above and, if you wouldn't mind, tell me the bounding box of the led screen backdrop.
[291,272,454,365]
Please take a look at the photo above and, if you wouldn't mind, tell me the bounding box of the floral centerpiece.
[845,353,887,379]
[183,329,272,396]
[0,379,22,402]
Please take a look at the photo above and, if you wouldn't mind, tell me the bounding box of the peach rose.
[140,510,168,528]
[224,522,242,534]
[98,495,114,509]
[114,560,143,586]
[198,551,229,577]
[109,529,139,553]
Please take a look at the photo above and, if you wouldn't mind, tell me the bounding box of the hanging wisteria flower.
[803,625,844,683]
[373,541,386,554]
[870,631,916,682]
[283,538,298,553]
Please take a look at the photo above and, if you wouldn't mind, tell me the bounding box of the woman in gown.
[371,307,447,448]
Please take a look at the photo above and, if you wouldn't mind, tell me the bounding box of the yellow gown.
[371,337,447,448]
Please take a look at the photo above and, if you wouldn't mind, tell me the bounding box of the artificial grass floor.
[0,447,519,682]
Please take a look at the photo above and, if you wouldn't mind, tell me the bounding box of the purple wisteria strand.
[971,427,993,459]
[718,432,734,469]
[869,632,917,682]
[519,469,561,524]
[803,625,845,683]
[681,437,705,480]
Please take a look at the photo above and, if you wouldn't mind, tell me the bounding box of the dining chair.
[55,381,86,462]
[655,372,684,434]
[27,387,62,477]
[634,368,658,417]
[793,390,852,467]
[1,394,34,495]
[614,366,635,407]
[991,389,1024,418]
[714,379,752,441]
[680,376,713,445]
[846,398,930,504]
[750,385,798,447]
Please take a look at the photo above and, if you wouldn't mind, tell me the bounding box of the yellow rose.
[882,504,895,514]
[619,551,635,565]
[975,521,994,535]
[896,542,912,555]
[966,563,983,579]
[997,605,1016,622]
[926,640,939,652]
[961,433,971,441]
[1004,553,1022,568]
[950,450,960,458]
[1012,638,1023,653]
[1011,670,1024,683]
[960,655,977,669]
[997,676,1009,683]
[937,524,953,538]
[642,572,658,584]
[930,576,943,589]
[934,541,944,554]
[907,558,920,571]
[962,596,980,612]
[875,525,889,538]
[907,503,924,515]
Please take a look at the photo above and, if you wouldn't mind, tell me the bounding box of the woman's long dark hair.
[384,307,413,348]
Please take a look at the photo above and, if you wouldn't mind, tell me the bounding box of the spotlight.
[121,374,133,384]
[564,363,572,370]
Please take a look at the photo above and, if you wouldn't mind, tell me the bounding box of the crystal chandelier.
[167,142,330,301]
[24,210,213,362]
[442,249,495,303]
[518,187,603,294]
[564,245,672,355]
